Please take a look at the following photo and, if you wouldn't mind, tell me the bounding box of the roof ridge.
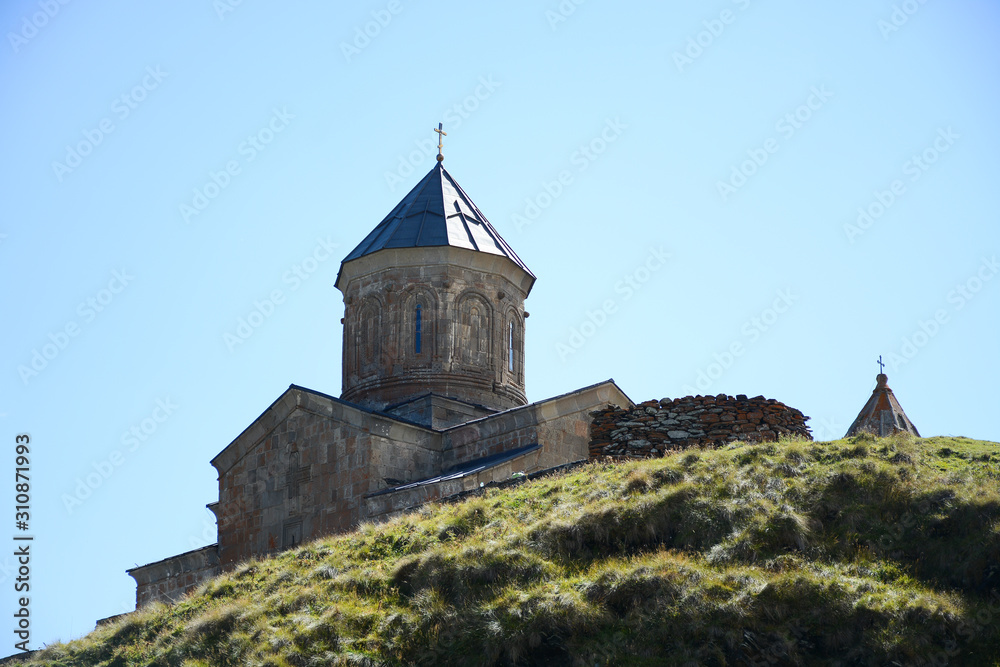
[440,164,532,273]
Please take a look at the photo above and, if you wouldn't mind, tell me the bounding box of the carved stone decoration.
[456,292,492,368]
[338,248,530,411]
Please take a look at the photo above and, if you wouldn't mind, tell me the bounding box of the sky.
[1,0,998,650]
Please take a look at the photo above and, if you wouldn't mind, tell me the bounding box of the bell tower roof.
[844,373,921,438]
[338,162,533,282]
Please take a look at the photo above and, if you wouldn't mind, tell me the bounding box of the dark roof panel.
[341,163,533,277]
[366,443,541,498]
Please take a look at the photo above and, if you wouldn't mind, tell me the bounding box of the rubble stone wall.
[589,394,811,459]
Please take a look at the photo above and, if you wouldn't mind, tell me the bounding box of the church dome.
[336,162,534,413]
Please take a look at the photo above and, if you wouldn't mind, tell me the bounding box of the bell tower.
[844,358,920,438]
[335,160,535,413]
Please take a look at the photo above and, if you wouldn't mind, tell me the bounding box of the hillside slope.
[29,434,1000,666]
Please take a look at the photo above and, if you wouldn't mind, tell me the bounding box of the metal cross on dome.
[877,355,885,374]
[434,123,447,162]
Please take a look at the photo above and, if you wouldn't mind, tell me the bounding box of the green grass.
[30,434,1000,666]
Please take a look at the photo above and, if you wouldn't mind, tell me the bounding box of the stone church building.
[127,160,633,608]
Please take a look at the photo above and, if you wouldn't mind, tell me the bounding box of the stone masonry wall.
[339,248,530,411]
[443,381,632,472]
[129,545,220,609]
[589,394,810,459]
[214,406,366,567]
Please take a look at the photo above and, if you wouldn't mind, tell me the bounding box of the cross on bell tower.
[434,123,447,162]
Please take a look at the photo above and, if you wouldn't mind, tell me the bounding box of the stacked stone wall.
[590,394,810,459]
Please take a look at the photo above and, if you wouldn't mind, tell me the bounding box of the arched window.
[504,311,523,384]
[415,304,422,354]
[508,321,514,372]
[355,298,382,377]
[470,307,483,354]
[361,306,376,365]
[403,290,434,367]
[456,294,492,367]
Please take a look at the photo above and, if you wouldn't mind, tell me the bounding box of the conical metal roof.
[340,162,533,277]
[844,373,920,438]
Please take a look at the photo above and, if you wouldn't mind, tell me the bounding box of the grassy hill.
[30,434,1000,666]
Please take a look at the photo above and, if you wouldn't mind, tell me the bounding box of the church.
[126,148,633,608]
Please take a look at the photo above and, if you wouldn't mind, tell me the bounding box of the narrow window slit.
[508,321,514,372]
[415,304,422,354]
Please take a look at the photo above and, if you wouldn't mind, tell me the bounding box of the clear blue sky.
[1,0,998,649]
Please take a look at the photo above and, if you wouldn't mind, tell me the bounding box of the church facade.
[127,160,632,608]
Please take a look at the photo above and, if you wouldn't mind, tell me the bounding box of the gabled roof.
[209,384,436,475]
[844,373,920,438]
[340,162,533,276]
